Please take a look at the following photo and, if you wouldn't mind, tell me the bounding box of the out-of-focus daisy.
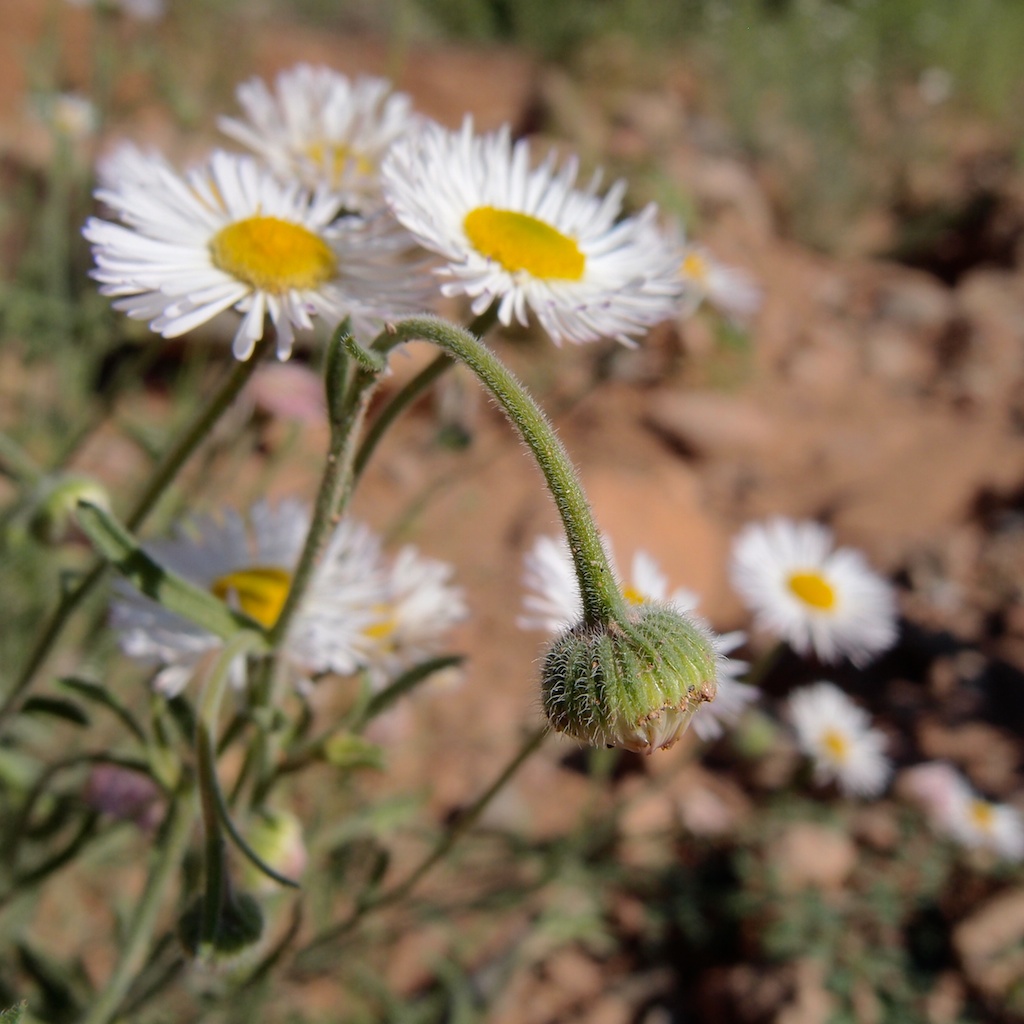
[382,118,680,347]
[111,501,386,696]
[730,518,897,667]
[519,534,755,740]
[34,91,98,142]
[85,149,429,360]
[787,681,891,797]
[676,240,761,322]
[350,544,468,687]
[903,762,1024,861]
[219,65,417,212]
[66,0,165,21]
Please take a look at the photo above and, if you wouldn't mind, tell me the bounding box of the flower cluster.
[86,64,759,360]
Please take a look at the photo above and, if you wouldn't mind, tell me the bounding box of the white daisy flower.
[84,149,430,360]
[351,544,468,687]
[519,534,755,740]
[787,681,891,797]
[381,118,681,347]
[905,762,1024,861]
[111,500,387,696]
[219,65,418,212]
[672,231,761,322]
[730,518,898,667]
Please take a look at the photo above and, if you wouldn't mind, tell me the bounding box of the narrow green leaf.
[75,500,268,645]
[21,696,89,727]
[0,1002,26,1024]
[58,677,147,742]
[362,655,464,723]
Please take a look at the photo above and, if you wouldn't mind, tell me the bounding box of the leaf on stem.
[75,500,269,644]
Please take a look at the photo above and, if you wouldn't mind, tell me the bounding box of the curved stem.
[352,305,498,483]
[384,316,623,627]
[78,783,196,1024]
[0,343,269,730]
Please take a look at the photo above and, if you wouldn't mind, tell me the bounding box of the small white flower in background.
[519,534,755,741]
[66,0,165,21]
[34,92,98,142]
[111,501,463,696]
[918,67,954,107]
[730,518,898,666]
[676,241,761,322]
[85,149,430,360]
[350,544,469,688]
[787,681,891,797]
[382,118,681,347]
[903,762,1024,861]
[219,65,418,212]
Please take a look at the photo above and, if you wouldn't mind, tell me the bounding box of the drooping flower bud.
[541,602,718,754]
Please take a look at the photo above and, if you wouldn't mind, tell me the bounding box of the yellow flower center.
[969,799,995,833]
[305,141,374,184]
[821,728,850,764]
[463,207,585,281]
[211,566,292,628]
[209,216,337,293]
[363,603,398,648]
[681,251,708,284]
[622,585,647,606]
[787,571,837,610]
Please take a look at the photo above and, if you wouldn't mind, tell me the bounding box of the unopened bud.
[178,892,264,964]
[29,475,110,545]
[541,602,717,754]
[241,810,307,893]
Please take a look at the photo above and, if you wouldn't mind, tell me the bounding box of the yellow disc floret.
[211,566,292,628]
[681,251,708,284]
[969,799,995,833]
[463,207,585,281]
[787,571,837,611]
[209,216,337,293]
[306,141,374,185]
[821,727,850,764]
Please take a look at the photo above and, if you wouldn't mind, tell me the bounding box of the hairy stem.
[381,316,623,627]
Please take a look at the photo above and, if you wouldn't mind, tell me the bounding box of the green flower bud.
[28,474,110,545]
[541,602,718,754]
[240,810,307,894]
[178,892,264,964]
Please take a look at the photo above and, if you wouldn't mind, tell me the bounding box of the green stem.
[0,344,268,730]
[195,632,265,943]
[0,432,44,486]
[248,326,381,805]
[352,305,498,483]
[297,725,548,962]
[267,330,376,651]
[78,783,196,1024]
[384,316,623,628]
